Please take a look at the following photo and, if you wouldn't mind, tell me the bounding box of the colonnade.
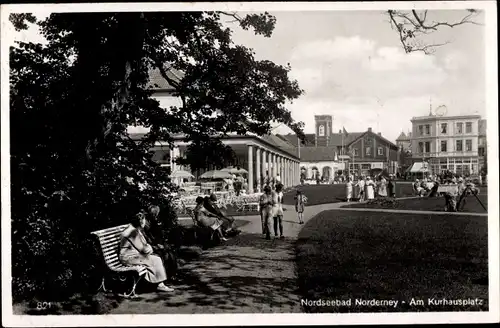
[246,144,300,193]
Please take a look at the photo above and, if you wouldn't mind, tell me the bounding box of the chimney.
[378,132,382,136]
[339,130,342,133]
[368,127,372,132]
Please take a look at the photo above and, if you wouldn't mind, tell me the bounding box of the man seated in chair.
[203,194,241,236]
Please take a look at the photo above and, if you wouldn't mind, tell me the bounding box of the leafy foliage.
[10,11,304,302]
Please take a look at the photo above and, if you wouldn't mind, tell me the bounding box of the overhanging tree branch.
[387,9,483,55]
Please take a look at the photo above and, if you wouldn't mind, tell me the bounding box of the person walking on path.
[273,183,285,238]
[259,185,276,240]
[294,190,307,224]
[345,177,353,202]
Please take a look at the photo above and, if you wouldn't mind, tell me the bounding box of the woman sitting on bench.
[193,196,228,242]
[119,212,174,292]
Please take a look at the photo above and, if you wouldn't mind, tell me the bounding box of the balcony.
[413,151,479,158]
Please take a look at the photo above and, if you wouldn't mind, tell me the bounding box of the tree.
[387,9,482,54]
[9,11,305,301]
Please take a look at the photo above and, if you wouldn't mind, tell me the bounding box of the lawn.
[282,182,415,206]
[295,210,488,312]
[343,194,488,213]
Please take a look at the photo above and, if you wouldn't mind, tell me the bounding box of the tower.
[315,115,333,147]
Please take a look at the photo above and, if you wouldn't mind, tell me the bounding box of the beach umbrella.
[200,170,233,179]
[171,170,194,179]
[221,166,248,174]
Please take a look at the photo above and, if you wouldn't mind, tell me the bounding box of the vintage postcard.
[1,1,498,326]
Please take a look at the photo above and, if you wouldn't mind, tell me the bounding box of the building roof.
[299,146,338,162]
[147,67,184,91]
[396,132,410,141]
[479,119,487,136]
[277,133,316,146]
[411,114,481,122]
[328,132,365,146]
[128,132,300,158]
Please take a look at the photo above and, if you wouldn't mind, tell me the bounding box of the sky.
[11,9,486,143]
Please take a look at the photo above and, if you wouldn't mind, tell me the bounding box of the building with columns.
[132,132,301,193]
[128,68,301,192]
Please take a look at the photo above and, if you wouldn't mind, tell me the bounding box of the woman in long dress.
[119,212,174,292]
[378,176,388,197]
[365,177,375,200]
[345,178,353,202]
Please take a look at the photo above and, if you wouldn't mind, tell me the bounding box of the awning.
[406,162,429,173]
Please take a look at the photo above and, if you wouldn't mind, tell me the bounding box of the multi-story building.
[478,119,487,172]
[410,114,482,176]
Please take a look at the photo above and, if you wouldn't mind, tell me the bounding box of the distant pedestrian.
[356,177,366,202]
[377,176,388,197]
[366,177,375,200]
[345,178,353,202]
[259,185,276,240]
[294,190,307,224]
[273,184,285,238]
[387,176,396,198]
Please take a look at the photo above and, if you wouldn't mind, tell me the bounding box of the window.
[441,123,447,134]
[478,138,484,146]
[440,140,447,152]
[425,124,430,135]
[456,122,463,134]
[418,125,424,136]
[318,125,325,136]
[366,147,371,155]
[418,142,424,153]
[424,142,430,153]
[479,148,485,156]
[361,164,371,170]
[466,122,472,133]
[456,140,463,151]
[466,139,472,151]
[353,148,359,156]
[378,147,383,155]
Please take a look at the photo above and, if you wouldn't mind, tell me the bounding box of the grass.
[343,194,488,213]
[282,182,415,206]
[295,210,488,312]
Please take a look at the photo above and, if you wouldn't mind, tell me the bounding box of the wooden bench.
[91,224,148,298]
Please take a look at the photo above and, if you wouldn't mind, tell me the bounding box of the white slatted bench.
[91,224,148,298]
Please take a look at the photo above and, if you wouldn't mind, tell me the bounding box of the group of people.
[258,183,308,240]
[192,193,241,242]
[345,175,396,202]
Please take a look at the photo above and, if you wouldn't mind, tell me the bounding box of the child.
[294,190,307,224]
